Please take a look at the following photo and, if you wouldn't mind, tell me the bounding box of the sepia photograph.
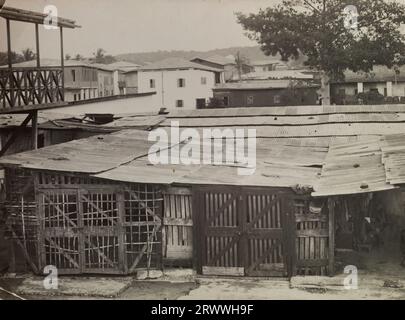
[0,0,405,308]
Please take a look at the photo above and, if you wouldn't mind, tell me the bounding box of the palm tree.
[93,48,106,63]
[65,54,71,60]
[235,51,249,82]
[21,48,36,61]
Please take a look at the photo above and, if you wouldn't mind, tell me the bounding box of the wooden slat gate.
[38,187,124,274]
[35,180,163,275]
[194,186,295,277]
[162,187,193,266]
[294,197,331,276]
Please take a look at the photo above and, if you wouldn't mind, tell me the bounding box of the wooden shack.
[1,105,405,277]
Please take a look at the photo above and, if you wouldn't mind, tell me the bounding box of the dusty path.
[180,277,405,300]
[1,270,405,300]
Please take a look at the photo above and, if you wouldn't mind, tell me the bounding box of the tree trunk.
[317,72,331,105]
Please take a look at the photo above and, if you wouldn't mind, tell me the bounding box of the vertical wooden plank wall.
[162,187,193,266]
[328,197,335,276]
[294,196,331,276]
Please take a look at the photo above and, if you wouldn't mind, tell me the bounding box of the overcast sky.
[0,0,281,59]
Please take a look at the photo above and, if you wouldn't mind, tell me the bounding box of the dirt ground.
[0,278,198,300]
[1,247,405,300]
[1,271,405,300]
[184,276,405,300]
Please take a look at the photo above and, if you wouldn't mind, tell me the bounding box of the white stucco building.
[331,65,405,104]
[137,58,223,110]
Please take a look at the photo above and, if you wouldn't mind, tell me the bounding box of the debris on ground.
[383,280,403,289]
[15,276,134,298]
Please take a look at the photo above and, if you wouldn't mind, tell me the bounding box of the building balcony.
[0,67,66,112]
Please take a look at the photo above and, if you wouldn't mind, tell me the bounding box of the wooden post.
[59,27,65,101]
[328,197,335,276]
[117,191,127,273]
[6,18,14,108]
[35,23,40,68]
[31,110,38,150]
[283,194,296,278]
[77,189,84,273]
[239,188,248,275]
[6,19,12,69]
[289,196,297,277]
[192,187,203,274]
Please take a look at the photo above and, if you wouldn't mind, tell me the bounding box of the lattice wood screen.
[30,172,163,275]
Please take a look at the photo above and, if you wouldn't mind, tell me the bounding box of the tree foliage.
[235,51,250,81]
[0,51,25,66]
[93,48,116,64]
[236,0,405,80]
[21,48,36,61]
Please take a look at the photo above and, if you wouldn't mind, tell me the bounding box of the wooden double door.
[194,186,295,277]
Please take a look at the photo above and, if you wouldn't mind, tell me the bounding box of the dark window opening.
[196,98,206,109]
[37,133,45,148]
[150,79,155,88]
[215,73,221,84]
[176,100,184,108]
[177,78,186,88]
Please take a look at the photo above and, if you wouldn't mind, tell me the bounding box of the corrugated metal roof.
[213,80,318,90]
[381,134,405,185]
[0,112,79,129]
[0,129,325,188]
[0,59,111,71]
[94,158,322,188]
[158,123,405,138]
[138,58,223,73]
[3,105,405,192]
[191,55,236,66]
[239,70,313,81]
[167,105,405,118]
[104,61,141,72]
[312,137,397,197]
[101,115,166,129]
[161,113,405,127]
[0,130,157,173]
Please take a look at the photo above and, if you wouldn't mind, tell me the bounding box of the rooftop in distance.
[191,55,237,66]
[138,57,223,72]
[0,58,139,72]
[214,79,320,90]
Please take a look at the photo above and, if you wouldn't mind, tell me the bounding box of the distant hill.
[115,46,306,68]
